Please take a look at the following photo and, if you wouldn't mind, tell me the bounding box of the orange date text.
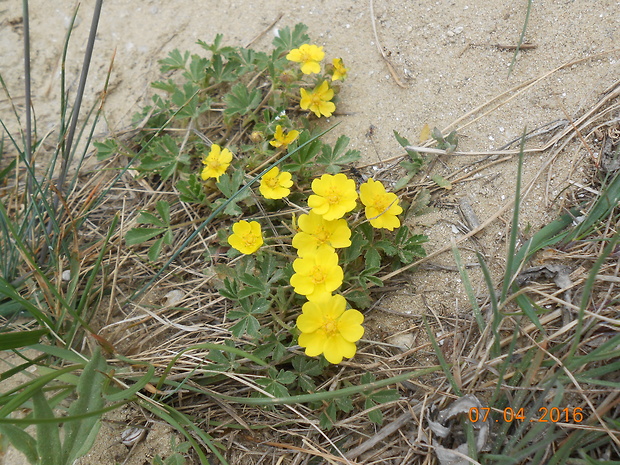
[468,407,584,423]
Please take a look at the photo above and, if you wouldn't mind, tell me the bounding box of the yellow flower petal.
[359,178,403,230]
[323,335,357,364]
[227,220,263,254]
[308,173,358,221]
[299,81,336,118]
[295,294,364,364]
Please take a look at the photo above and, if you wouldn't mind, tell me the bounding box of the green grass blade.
[61,349,106,463]
[104,364,155,402]
[0,365,81,418]
[568,232,620,359]
[0,424,38,464]
[564,171,620,242]
[452,243,484,332]
[0,329,48,350]
[423,315,460,394]
[139,400,219,465]
[202,366,441,406]
[508,0,533,75]
[33,389,62,465]
[501,131,525,302]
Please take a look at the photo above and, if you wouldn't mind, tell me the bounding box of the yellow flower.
[259,167,293,200]
[269,125,300,148]
[300,81,336,118]
[286,44,325,74]
[292,211,351,257]
[227,220,263,254]
[201,144,232,182]
[331,58,349,81]
[296,294,365,364]
[359,178,403,231]
[290,248,343,301]
[307,173,358,221]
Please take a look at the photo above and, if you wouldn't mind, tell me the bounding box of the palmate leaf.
[125,227,167,246]
[284,130,323,172]
[272,23,310,54]
[176,174,209,205]
[138,135,191,181]
[224,83,261,117]
[158,49,189,72]
[316,135,361,173]
[228,297,270,338]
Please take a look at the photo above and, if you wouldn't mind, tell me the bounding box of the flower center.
[314,226,330,244]
[266,176,280,189]
[208,160,222,171]
[374,196,391,215]
[310,93,325,107]
[242,233,257,247]
[310,266,326,284]
[326,188,341,205]
[322,316,338,336]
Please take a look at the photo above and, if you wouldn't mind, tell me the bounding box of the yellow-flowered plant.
[307,173,358,221]
[300,81,336,118]
[296,294,365,364]
[201,144,232,182]
[227,220,263,254]
[286,44,325,74]
[290,248,343,301]
[292,211,351,257]
[270,125,300,148]
[359,178,403,231]
[259,167,294,200]
[331,58,349,81]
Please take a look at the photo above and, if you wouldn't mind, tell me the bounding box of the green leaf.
[138,135,191,180]
[431,174,452,190]
[272,23,310,54]
[62,349,107,464]
[345,290,372,310]
[224,83,262,117]
[33,390,62,465]
[0,329,48,350]
[93,139,118,161]
[206,54,238,83]
[155,200,171,225]
[159,49,189,72]
[125,227,167,246]
[284,130,323,172]
[394,130,425,176]
[342,230,369,264]
[368,389,400,404]
[364,247,381,269]
[431,127,458,154]
[316,135,361,173]
[374,240,398,257]
[394,227,428,264]
[0,424,38,463]
[176,174,209,205]
[184,54,208,83]
[147,237,166,262]
[228,297,270,338]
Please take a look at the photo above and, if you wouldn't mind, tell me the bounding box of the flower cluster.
[286,44,348,118]
[291,173,403,364]
[214,43,403,365]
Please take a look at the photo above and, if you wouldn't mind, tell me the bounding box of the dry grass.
[58,74,618,464]
[3,53,619,465]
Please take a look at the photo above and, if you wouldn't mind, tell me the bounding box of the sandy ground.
[1,0,619,463]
